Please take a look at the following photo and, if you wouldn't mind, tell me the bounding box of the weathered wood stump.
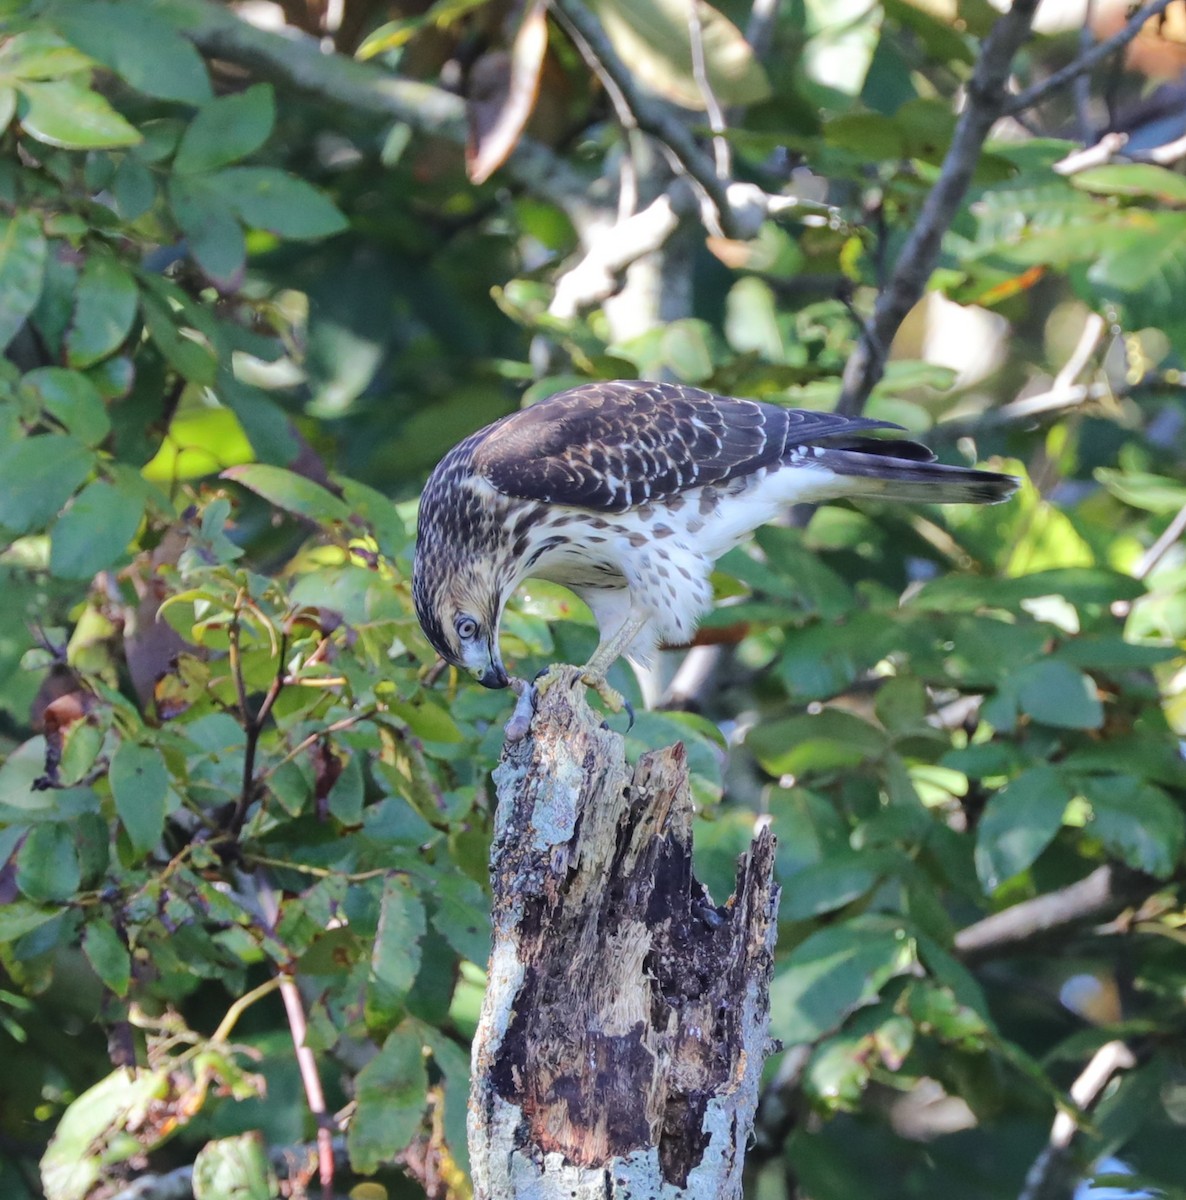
[469,671,780,1199]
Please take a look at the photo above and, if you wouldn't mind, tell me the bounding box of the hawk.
[412,380,1018,704]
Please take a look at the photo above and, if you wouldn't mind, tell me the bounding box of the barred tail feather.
[818,449,1020,506]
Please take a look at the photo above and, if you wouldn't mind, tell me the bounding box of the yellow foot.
[531,664,629,716]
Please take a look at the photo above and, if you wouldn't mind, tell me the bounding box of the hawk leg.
[534,613,649,713]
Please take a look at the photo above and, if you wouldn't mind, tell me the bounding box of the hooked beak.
[478,663,510,689]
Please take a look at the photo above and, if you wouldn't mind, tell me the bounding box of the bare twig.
[549,193,685,319]
[837,1,1041,416]
[1017,1041,1138,1200]
[658,643,723,711]
[1134,502,1186,580]
[227,607,288,839]
[1053,312,1107,392]
[1054,131,1128,174]
[953,864,1154,963]
[1005,0,1177,119]
[250,874,337,1198]
[687,0,731,178]
[278,975,337,1198]
[549,0,743,237]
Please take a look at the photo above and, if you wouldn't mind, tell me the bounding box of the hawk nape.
[412,380,1018,707]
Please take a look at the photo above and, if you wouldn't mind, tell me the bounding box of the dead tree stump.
[468,671,780,1199]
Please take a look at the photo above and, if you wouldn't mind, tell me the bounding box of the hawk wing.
[470,380,905,512]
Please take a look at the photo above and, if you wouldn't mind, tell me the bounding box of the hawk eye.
[454,615,479,641]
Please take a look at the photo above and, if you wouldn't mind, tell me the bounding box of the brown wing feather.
[470,380,900,512]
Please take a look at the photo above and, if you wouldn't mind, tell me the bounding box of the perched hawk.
[412,380,1018,701]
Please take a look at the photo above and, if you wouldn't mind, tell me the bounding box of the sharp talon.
[622,698,636,732]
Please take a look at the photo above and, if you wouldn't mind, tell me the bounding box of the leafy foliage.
[1,2,1185,1199]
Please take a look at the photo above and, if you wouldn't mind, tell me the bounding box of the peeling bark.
[469,670,780,1199]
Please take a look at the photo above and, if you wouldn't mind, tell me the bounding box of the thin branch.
[687,0,731,179]
[837,1,1041,416]
[257,705,379,783]
[228,619,289,839]
[278,975,337,1198]
[549,192,685,319]
[1004,0,1177,118]
[658,643,723,711]
[1053,312,1106,392]
[1017,1041,1138,1200]
[953,864,1156,964]
[252,873,337,1199]
[211,976,281,1043]
[1134,502,1186,580]
[548,0,743,237]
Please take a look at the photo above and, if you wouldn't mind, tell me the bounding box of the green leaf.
[40,1068,170,1200]
[0,210,47,350]
[779,615,891,701]
[221,464,352,524]
[338,476,407,558]
[328,751,364,825]
[769,920,916,1045]
[51,479,144,579]
[1095,468,1186,514]
[66,253,139,367]
[366,877,426,1032]
[347,1024,428,1174]
[1082,776,1185,878]
[0,433,93,533]
[0,30,93,79]
[174,84,275,173]
[16,824,80,903]
[1014,660,1103,730]
[208,167,348,239]
[25,367,111,446]
[1071,163,1186,204]
[48,1,211,105]
[912,567,1144,612]
[192,1133,276,1200]
[108,741,170,854]
[140,291,218,385]
[387,697,463,743]
[168,175,246,285]
[781,850,890,920]
[974,766,1072,892]
[17,79,141,148]
[430,873,490,966]
[0,901,61,943]
[746,709,886,777]
[112,155,156,219]
[82,919,131,996]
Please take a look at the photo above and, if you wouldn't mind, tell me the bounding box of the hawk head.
[412,544,512,690]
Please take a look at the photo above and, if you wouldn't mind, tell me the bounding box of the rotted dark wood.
[469,668,780,1199]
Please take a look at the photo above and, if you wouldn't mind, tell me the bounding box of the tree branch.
[470,670,779,1198]
[159,0,589,212]
[1017,1041,1139,1200]
[548,0,745,238]
[1004,0,1177,118]
[953,864,1157,964]
[837,1,1041,416]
